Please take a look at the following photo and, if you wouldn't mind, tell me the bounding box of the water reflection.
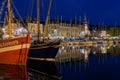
[0,44,120,80]
[55,44,120,80]
[27,60,62,80]
[56,45,92,63]
[56,43,120,63]
[0,61,61,80]
[0,64,28,80]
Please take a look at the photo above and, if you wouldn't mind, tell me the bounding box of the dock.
[60,40,114,46]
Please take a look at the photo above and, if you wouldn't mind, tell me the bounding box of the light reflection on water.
[0,44,120,80]
[55,43,120,80]
[0,61,61,80]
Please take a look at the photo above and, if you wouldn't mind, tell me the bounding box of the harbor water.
[0,44,120,80]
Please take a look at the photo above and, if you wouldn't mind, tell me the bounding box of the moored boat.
[27,0,60,61]
[28,39,60,61]
[0,0,32,65]
[0,33,32,65]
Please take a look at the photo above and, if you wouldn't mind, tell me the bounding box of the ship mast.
[44,0,52,37]
[37,0,41,42]
[8,0,12,37]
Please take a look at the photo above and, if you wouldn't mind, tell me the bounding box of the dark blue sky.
[3,0,120,25]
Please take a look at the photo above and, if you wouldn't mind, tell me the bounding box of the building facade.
[47,15,90,40]
[27,15,91,40]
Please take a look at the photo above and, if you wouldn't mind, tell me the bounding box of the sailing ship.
[28,0,60,61]
[0,0,32,65]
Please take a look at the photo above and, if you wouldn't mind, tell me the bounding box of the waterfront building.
[100,30,107,38]
[26,14,91,40]
[47,15,91,40]
[28,22,43,35]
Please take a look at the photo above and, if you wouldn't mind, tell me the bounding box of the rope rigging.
[0,0,7,21]
[30,0,34,19]
[27,0,46,20]
[41,0,45,20]
[27,0,34,22]
[11,0,27,28]
[0,0,27,27]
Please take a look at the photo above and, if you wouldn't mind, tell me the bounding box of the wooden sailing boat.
[28,0,60,61]
[0,0,32,65]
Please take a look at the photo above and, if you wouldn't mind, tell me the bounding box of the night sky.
[1,0,120,26]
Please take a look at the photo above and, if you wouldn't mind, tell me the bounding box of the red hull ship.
[0,0,32,65]
[0,33,32,65]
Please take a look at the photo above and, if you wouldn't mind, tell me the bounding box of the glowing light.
[107,46,110,49]
[13,27,28,35]
[80,49,85,54]
[72,46,75,49]
[2,28,5,31]
[93,51,96,54]
[61,46,64,49]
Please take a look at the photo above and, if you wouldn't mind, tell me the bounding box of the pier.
[60,40,114,46]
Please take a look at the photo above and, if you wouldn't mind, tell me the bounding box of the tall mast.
[44,0,52,37]
[8,0,12,37]
[37,0,40,42]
